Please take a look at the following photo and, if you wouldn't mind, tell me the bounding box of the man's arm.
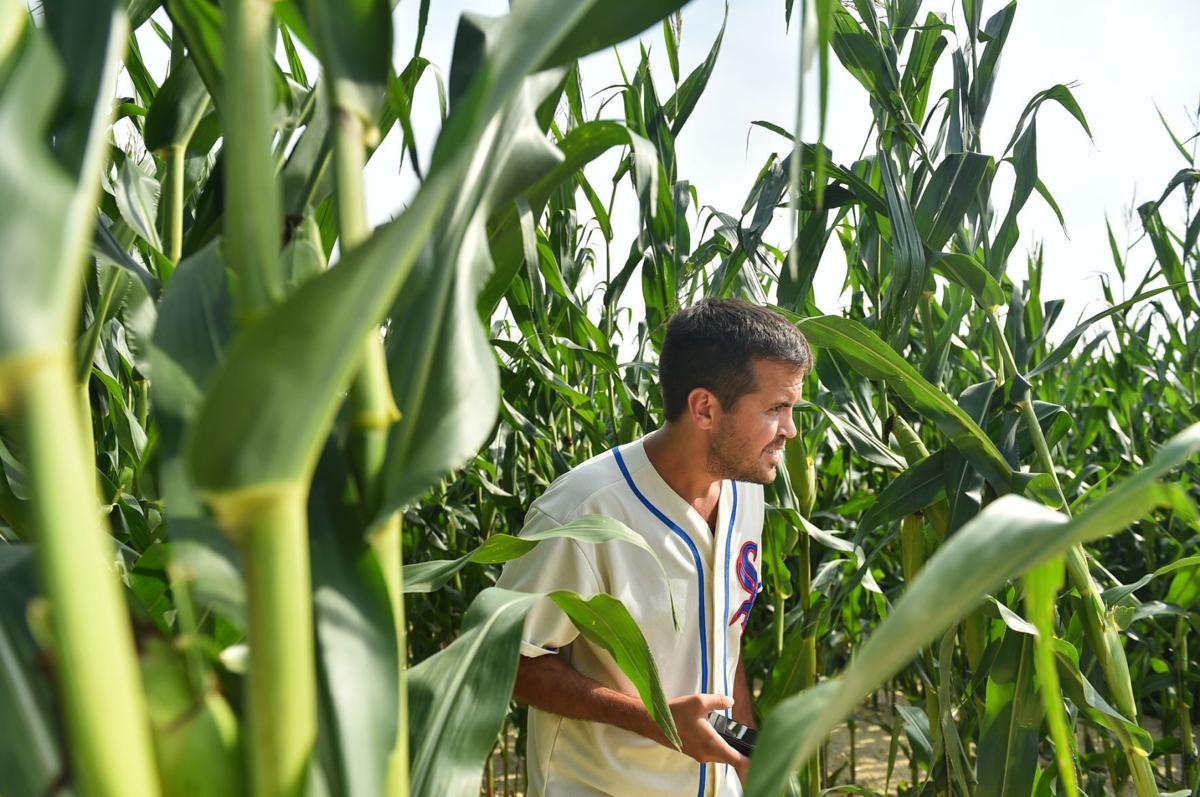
[514,653,749,780]
[732,648,756,729]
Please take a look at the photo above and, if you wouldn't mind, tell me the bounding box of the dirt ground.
[824,700,902,792]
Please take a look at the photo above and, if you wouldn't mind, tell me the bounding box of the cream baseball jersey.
[496,436,765,797]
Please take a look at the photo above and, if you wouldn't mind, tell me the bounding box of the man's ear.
[688,388,719,431]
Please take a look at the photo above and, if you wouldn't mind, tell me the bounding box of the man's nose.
[782,409,798,438]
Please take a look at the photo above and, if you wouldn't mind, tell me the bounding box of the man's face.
[707,358,805,484]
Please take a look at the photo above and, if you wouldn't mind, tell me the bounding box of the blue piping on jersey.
[722,482,739,712]
[721,481,739,787]
[612,445,709,797]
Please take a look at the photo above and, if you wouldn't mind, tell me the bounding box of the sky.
[128,0,1200,337]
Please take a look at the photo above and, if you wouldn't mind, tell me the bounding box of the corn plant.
[0,1,696,796]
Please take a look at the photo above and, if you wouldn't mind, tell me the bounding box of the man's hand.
[647,693,750,784]
[515,656,751,783]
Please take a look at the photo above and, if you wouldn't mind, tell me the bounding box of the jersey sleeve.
[495,506,604,658]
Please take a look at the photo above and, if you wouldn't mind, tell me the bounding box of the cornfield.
[0,1,1197,797]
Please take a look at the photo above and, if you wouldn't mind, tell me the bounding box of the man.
[497,298,813,797]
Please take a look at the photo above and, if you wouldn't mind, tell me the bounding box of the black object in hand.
[707,711,756,756]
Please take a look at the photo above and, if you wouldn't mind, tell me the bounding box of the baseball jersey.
[496,436,766,797]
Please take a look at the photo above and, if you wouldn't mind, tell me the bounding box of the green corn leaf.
[278,23,309,87]
[123,27,160,107]
[786,509,881,593]
[165,0,225,109]
[877,150,925,343]
[115,158,164,252]
[279,81,333,216]
[0,26,85,363]
[306,0,391,125]
[1028,285,1177,377]
[43,0,125,175]
[976,631,1043,797]
[379,73,565,519]
[144,57,211,152]
[387,56,447,180]
[900,12,949,124]
[1035,176,1066,229]
[1105,216,1127,282]
[549,590,680,746]
[1166,561,1200,609]
[0,546,64,797]
[1144,167,1200,256]
[1139,202,1195,316]
[140,636,243,797]
[0,461,28,540]
[948,47,970,153]
[1101,556,1200,608]
[762,509,798,596]
[481,120,656,319]
[990,120,1038,275]
[913,152,992,254]
[961,0,982,41]
[664,10,725,137]
[829,3,896,109]
[408,587,679,797]
[970,1,1015,128]
[1052,638,1154,755]
[802,401,905,470]
[987,597,1038,636]
[271,1,316,54]
[222,0,284,318]
[921,287,969,385]
[148,14,172,47]
[931,252,1006,309]
[896,703,933,763]
[414,0,431,56]
[127,0,162,30]
[1024,557,1079,797]
[939,629,974,797]
[853,449,947,544]
[309,449,398,797]
[92,216,161,297]
[538,0,691,69]
[756,619,814,716]
[662,16,679,84]
[188,153,457,495]
[752,128,890,216]
[142,239,245,642]
[779,199,837,306]
[744,422,1200,797]
[401,514,677,632]
[1155,102,1195,165]
[797,315,1012,490]
[1002,84,1093,158]
[148,240,232,470]
[407,588,538,797]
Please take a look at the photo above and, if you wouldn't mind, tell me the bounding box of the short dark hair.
[659,299,813,421]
